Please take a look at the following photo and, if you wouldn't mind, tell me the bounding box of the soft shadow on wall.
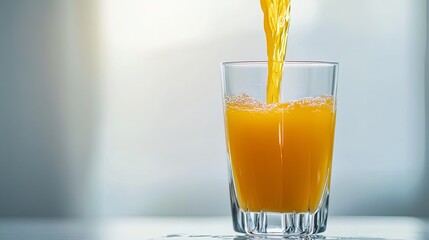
[0,1,98,217]
[423,0,429,218]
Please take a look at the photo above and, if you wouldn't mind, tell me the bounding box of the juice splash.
[225,94,336,213]
[260,0,292,103]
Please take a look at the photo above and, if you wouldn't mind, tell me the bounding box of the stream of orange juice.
[260,0,291,104]
[225,95,336,213]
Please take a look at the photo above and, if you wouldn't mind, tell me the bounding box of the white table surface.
[0,217,427,240]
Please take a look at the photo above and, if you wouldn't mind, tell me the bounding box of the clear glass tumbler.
[221,61,339,236]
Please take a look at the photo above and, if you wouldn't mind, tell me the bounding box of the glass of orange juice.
[221,61,339,236]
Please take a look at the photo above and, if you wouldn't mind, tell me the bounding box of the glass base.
[230,191,329,236]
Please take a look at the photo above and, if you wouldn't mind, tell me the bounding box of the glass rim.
[222,60,339,67]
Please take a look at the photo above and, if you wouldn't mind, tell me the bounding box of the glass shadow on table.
[157,234,393,240]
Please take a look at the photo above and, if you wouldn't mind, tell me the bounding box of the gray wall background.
[425,0,429,217]
[0,0,428,217]
[0,0,97,217]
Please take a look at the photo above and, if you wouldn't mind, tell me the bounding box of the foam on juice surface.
[225,94,335,113]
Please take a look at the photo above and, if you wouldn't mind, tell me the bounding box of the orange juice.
[225,94,336,213]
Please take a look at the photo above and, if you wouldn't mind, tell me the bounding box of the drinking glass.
[221,61,339,236]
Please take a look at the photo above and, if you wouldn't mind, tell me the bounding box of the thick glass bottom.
[230,189,330,236]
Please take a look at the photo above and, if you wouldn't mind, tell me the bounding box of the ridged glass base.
[230,184,330,236]
[233,209,328,236]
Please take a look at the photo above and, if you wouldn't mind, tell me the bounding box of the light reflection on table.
[0,217,427,240]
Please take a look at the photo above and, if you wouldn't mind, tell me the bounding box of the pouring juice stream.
[260,0,291,103]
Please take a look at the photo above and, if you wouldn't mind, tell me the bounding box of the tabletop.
[0,217,427,240]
